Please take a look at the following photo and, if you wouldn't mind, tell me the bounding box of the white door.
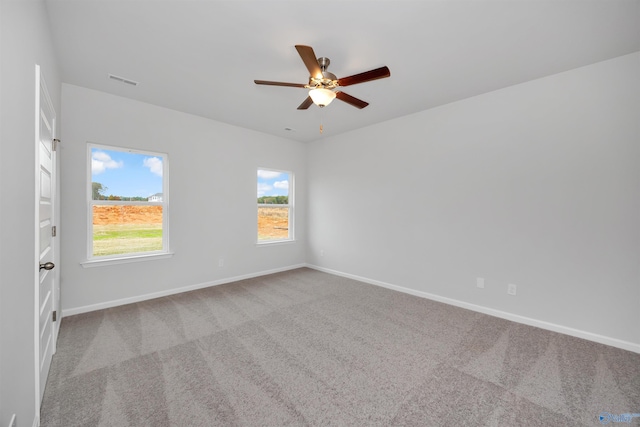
[36,65,58,402]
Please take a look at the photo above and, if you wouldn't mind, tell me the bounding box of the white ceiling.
[45,0,640,143]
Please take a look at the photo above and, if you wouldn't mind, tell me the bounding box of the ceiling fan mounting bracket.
[317,57,330,71]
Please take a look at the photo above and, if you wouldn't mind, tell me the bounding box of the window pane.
[91,148,163,201]
[89,145,167,260]
[257,168,291,242]
[92,205,163,256]
[257,207,289,241]
[257,169,289,203]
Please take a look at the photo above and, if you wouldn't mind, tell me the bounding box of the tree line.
[92,182,148,201]
[94,182,288,203]
[257,196,288,204]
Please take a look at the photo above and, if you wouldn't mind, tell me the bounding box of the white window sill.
[256,239,295,247]
[81,252,174,268]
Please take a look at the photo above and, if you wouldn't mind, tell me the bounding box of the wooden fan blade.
[335,91,369,109]
[338,66,390,87]
[254,80,306,88]
[297,96,314,110]
[295,45,322,79]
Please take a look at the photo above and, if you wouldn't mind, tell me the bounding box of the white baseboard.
[62,264,307,317]
[306,264,640,354]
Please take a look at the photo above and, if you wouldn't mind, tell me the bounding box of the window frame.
[82,143,171,267]
[257,167,294,244]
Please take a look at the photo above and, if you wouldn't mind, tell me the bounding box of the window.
[257,168,293,242]
[87,144,169,261]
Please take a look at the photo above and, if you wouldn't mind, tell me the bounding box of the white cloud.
[257,170,282,179]
[92,151,123,174]
[273,180,289,190]
[257,183,272,197]
[143,157,163,177]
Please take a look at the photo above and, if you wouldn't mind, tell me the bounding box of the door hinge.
[52,311,57,322]
[52,226,57,237]
[52,138,60,151]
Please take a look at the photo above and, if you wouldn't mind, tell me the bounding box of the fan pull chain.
[319,109,324,134]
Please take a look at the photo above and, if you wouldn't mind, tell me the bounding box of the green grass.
[93,224,162,256]
[94,228,162,240]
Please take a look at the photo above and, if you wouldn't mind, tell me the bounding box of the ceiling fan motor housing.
[308,58,338,89]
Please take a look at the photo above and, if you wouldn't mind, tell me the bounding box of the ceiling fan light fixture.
[309,88,336,107]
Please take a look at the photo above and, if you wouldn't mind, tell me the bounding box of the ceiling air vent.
[108,74,139,86]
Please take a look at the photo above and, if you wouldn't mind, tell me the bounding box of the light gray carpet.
[41,268,640,426]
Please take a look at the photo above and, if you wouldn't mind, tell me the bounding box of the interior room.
[1,0,638,426]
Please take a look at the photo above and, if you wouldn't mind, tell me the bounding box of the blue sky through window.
[257,169,289,197]
[91,148,163,198]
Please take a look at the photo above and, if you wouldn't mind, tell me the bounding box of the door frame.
[34,63,59,417]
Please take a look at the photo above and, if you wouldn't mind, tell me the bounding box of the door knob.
[39,262,55,271]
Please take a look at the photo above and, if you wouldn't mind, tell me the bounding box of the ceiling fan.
[254,45,390,110]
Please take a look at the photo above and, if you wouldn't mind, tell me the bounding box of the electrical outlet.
[507,284,517,295]
[476,278,484,289]
[9,414,16,427]
[218,258,224,268]
[320,249,324,257]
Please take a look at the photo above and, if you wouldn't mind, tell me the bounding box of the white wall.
[307,53,640,349]
[0,0,61,425]
[60,84,307,313]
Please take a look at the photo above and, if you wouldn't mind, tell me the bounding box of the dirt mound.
[93,205,163,225]
[258,207,289,240]
[94,205,288,239]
